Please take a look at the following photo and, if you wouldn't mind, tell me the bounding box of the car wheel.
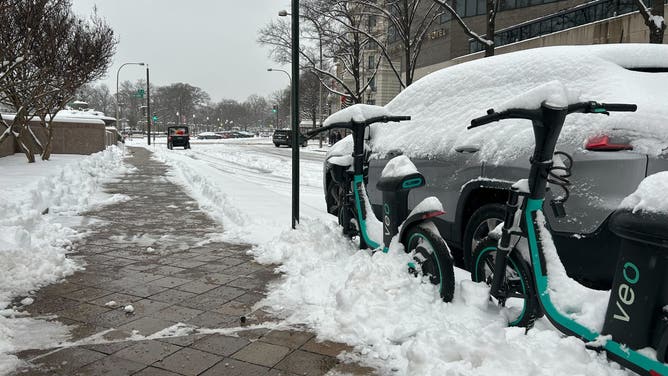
[274,143,280,147]
[471,237,539,328]
[463,203,506,269]
[404,223,455,302]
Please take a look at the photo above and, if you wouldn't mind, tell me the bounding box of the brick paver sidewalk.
[11,146,374,376]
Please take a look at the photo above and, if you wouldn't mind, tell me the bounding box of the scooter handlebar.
[305,115,411,138]
[469,102,637,129]
[469,110,503,129]
[469,108,540,129]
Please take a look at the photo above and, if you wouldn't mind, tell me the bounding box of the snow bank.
[0,147,131,372]
[368,44,668,163]
[252,219,624,375]
[620,171,668,214]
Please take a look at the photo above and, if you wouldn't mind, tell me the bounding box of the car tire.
[274,143,280,147]
[463,203,506,269]
[471,237,539,328]
[404,223,455,302]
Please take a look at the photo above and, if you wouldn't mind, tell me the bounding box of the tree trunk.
[485,0,496,57]
[42,120,55,160]
[17,125,36,163]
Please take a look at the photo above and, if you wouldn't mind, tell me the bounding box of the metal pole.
[317,24,323,148]
[291,0,300,229]
[146,65,151,145]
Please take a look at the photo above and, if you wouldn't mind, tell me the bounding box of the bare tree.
[76,83,116,114]
[152,83,210,126]
[633,0,666,43]
[432,0,496,57]
[0,0,116,162]
[38,9,116,160]
[257,0,379,104]
[346,0,444,87]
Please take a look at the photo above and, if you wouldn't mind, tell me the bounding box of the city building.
[357,0,668,104]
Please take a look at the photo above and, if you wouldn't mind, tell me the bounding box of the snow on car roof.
[369,44,668,164]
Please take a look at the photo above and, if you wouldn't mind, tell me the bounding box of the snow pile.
[0,146,130,372]
[367,44,668,163]
[620,171,668,214]
[0,146,130,308]
[324,104,393,126]
[380,155,418,178]
[252,219,623,375]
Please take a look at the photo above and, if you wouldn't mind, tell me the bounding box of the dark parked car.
[167,126,190,149]
[273,129,307,147]
[322,44,668,289]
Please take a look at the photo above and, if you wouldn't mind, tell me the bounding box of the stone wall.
[46,121,106,155]
[0,118,108,158]
[0,123,15,157]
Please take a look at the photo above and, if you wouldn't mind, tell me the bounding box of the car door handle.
[455,145,480,153]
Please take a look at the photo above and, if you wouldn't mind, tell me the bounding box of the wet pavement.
[10,146,374,376]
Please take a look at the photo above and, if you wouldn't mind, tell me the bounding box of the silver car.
[323,44,668,289]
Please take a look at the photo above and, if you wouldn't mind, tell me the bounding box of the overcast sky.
[71,0,291,103]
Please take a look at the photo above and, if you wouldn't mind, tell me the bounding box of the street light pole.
[115,62,145,136]
[146,64,151,146]
[291,0,300,229]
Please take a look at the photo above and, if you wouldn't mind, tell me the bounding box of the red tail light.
[585,135,633,151]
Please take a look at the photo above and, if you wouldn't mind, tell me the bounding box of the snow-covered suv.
[323,44,668,289]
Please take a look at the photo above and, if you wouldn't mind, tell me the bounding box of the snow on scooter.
[468,81,668,375]
[307,104,456,302]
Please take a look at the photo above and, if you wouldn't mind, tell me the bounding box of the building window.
[369,77,376,92]
[368,55,375,69]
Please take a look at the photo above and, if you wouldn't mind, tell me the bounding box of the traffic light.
[152,114,158,122]
[271,105,278,114]
[140,106,147,116]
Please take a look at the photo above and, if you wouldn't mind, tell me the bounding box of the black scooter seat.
[609,209,668,249]
[376,172,425,192]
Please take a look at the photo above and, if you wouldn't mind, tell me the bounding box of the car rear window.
[170,128,188,135]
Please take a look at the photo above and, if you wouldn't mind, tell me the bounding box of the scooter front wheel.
[404,224,455,302]
[471,237,539,328]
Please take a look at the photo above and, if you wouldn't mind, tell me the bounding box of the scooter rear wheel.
[471,237,539,328]
[404,223,455,302]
